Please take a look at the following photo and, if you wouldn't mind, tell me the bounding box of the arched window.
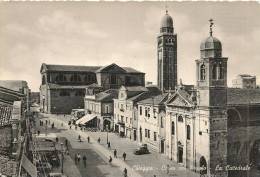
[42,75,46,85]
[70,74,81,82]
[218,63,224,79]
[178,116,183,122]
[75,90,85,96]
[161,117,164,128]
[171,121,175,135]
[187,125,191,140]
[212,64,217,80]
[200,64,206,80]
[56,74,67,82]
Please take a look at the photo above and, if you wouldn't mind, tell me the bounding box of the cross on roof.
[209,18,214,36]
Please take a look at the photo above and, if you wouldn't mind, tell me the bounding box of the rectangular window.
[147,130,150,139]
[140,106,142,115]
[145,108,148,117]
[145,129,147,137]
[130,118,132,124]
[126,117,128,123]
[121,116,124,123]
[154,132,157,141]
[148,108,150,118]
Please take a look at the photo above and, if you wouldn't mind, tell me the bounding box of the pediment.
[167,94,192,107]
[97,63,126,73]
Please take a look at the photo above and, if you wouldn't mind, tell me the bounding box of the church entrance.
[178,146,183,163]
[199,156,207,176]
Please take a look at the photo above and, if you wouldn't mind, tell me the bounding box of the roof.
[227,88,260,105]
[95,63,144,74]
[125,86,148,92]
[95,89,118,102]
[160,11,173,28]
[200,36,222,51]
[0,80,28,93]
[138,93,169,105]
[41,63,144,74]
[47,84,89,89]
[41,63,101,73]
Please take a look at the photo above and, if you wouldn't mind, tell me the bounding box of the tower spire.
[209,18,214,36]
[165,4,168,14]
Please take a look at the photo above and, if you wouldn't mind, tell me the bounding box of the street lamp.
[60,142,64,174]
[106,124,109,144]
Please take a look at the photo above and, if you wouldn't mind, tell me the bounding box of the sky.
[1,2,260,91]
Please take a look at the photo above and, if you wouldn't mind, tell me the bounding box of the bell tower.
[157,10,177,92]
[195,19,228,177]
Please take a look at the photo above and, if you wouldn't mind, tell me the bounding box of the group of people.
[74,153,87,168]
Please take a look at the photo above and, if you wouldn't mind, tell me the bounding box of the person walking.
[37,130,40,136]
[122,152,126,161]
[83,154,87,168]
[166,164,170,174]
[97,137,101,143]
[114,149,117,158]
[108,142,111,149]
[109,156,112,164]
[78,135,81,142]
[77,153,81,164]
[123,168,127,177]
[87,136,90,143]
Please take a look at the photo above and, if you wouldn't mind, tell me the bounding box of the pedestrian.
[37,130,40,136]
[74,154,77,164]
[83,154,87,168]
[109,156,112,164]
[77,153,81,163]
[122,152,126,161]
[56,137,59,143]
[65,139,68,149]
[166,164,170,174]
[98,137,101,143]
[87,136,90,143]
[45,120,48,125]
[108,142,111,149]
[52,123,54,129]
[61,122,63,127]
[78,135,81,142]
[123,168,127,177]
[114,149,117,158]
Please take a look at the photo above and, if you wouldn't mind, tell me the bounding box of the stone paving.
[44,113,200,177]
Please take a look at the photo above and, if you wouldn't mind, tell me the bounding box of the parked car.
[134,144,150,155]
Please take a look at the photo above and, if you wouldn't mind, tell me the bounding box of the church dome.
[200,36,222,51]
[160,12,173,28]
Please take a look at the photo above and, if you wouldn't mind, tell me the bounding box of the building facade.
[157,10,177,91]
[40,63,145,114]
[165,21,228,177]
[113,86,161,140]
[232,74,257,89]
[84,89,118,130]
[137,93,169,153]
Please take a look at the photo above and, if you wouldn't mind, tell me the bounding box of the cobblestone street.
[40,113,200,177]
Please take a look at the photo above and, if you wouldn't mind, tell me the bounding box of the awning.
[76,114,97,125]
[21,154,37,177]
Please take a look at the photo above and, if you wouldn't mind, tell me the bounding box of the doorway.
[178,146,183,163]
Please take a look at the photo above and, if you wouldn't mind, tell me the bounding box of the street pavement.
[39,113,200,177]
